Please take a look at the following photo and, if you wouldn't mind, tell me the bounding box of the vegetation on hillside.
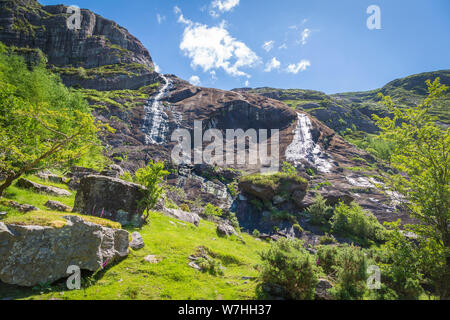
[0,42,110,197]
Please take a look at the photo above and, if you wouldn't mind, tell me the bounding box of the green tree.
[259,238,319,300]
[134,160,169,222]
[373,78,450,299]
[0,43,108,197]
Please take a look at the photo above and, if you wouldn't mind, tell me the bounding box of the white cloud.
[174,6,181,15]
[300,28,311,45]
[176,10,260,78]
[262,40,275,52]
[278,43,288,50]
[156,14,166,24]
[264,57,281,72]
[245,80,250,87]
[286,60,311,74]
[154,63,161,73]
[189,75,202,86]
[212,0,240,12]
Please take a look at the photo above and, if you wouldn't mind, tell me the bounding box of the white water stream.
[285,113,333,173]
[143,74,172,145]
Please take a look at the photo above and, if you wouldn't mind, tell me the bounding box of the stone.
[188,262,201,271]
[272,195,286,205]
[0,216,129,287]
[44,200,72,212]
[216,222,237,237]
[100,164,125,178]
[16,178,71,197]
[73,175,146,227]
[0,212,7,219]
[144,255,160,264]
[130,232,145,250]
[7,201,39,213]
[162,208,200,227]
[315,279,333,300]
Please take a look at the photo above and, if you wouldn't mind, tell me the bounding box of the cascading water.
[285,113,333,173]
[142,74,172,145]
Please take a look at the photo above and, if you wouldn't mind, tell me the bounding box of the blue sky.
[41,0,450,94]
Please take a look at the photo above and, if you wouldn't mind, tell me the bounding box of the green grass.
[0,174,270,300]
[0,212,270,300]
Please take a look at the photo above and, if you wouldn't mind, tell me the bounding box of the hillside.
[235,70,450,134]
[0,0,448,302]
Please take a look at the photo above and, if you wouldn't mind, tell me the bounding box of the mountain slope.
[235,70,450,133]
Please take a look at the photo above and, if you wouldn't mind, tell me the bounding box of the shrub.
[330,202,386,244]
[252,229,261,237]
[259,239,319,300]
[281,161,297,176]
[306,194,333,226]
[317,245,340,275]
[132,160,169,222]
[319,233,337,245]
[204,203,223,217]
[329,245,368,300]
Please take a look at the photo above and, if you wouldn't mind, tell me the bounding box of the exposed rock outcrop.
[17,178,71,196]
[44,200,72,212]
[0,215,129,287]
[0,0,157,90]
[162,208,200,227]
[73,175,145,227]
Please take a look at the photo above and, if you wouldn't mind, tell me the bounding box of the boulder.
[130,232,145,250]
[216,222,237,237]
[315,279,333,300]
[16,178,71,197]
[0,212,7,219]
[239,174,308,203]
[44,200,72,212]
[0,216,129,287]
[163,208,200,227]
[73,175,146,227]
[7,200,39,213]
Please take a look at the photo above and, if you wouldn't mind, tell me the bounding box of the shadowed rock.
[73,175,145,227]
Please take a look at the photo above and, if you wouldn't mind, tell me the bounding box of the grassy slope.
[0,176,269,300]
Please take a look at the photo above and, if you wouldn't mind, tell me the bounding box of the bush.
[306,194,333,226]
[329,245,369,300]
[293,224,303,233]
[204,203,223,217]
[259,239,319,300]
[252,229,261,237]
[330,202,386,244]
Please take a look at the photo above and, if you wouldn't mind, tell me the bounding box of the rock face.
[0,215,129,287]
[0,0,157,90]
[73,175,145,227]
[17,178,71,196]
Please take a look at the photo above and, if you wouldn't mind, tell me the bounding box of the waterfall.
[142,74,172,145]
[285,113,333,173]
